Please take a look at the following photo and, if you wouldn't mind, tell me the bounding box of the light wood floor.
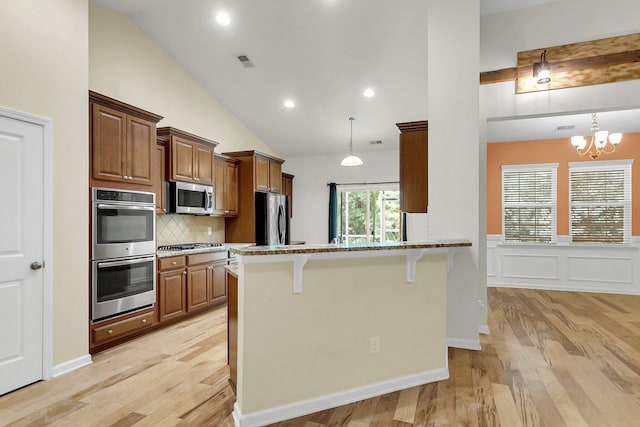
[2,288,640,426]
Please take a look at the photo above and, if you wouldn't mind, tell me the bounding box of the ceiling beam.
[479,33,640,92]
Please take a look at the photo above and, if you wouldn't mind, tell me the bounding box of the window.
[569,160,632,244]
[337,184,400,244]
[502,163,558,243]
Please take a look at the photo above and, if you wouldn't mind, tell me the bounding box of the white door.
[0,113,44,395]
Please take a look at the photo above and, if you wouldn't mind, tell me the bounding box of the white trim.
[336,182,399,192]
[232,368,449,427]
[487,281,640,296]
[568,159,634,169]
[0,106,54,381]
[501,162,559,171]
[479,325,490,335]
[51,354,92,378]
[447,337,481,350]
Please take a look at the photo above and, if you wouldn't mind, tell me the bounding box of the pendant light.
[341,117,363,166]
[533,49,551,84]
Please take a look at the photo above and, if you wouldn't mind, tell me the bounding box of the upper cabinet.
[251,153,283,193]
[223,150,286,242]
[157,127,218,186]
[281,173,294,218]
[213,154,239,217]
[153,139,167,214]
[90,91,163,188]
[397,121,428,213]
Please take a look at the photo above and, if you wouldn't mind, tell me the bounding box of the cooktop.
[157,243,224,251]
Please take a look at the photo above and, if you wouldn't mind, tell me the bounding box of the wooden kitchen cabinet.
[213,154,239,217]
[223,150,286,242]
[209,262,227,306]
[153,140,167,214]
[187,252,228,309]
[157,127,218,185]
[397,120,428,213]
[90,91,163,189]
[187,264,210,311]
[158,252,227,321]
[227,269,238,392]
[248,152,283,193]
[158,265,188,322]
[90,306,157,353]
[282,172,294,218]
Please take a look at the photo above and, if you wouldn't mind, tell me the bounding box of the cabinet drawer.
[93,311,156,344]
[187,251,227,265]
[158,256,186,270]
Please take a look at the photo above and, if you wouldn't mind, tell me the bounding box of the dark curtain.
[328,183,338,243]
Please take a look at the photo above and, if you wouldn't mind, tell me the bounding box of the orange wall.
[487,132,640,236]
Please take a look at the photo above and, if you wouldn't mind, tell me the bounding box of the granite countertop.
[156,243,255,258]
[229,239,472,256]
[224,264,238,277]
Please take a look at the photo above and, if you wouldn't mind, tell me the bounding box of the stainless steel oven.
[91,255,156,320]
[91,187,157,321]
[92,187,156,260]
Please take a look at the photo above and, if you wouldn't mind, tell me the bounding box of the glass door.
[338,187,400,244]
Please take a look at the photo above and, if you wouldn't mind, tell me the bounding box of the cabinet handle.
[183,271,187,275]
[108,329,113,335]
[172,261,177,265]
[142,319,147,324]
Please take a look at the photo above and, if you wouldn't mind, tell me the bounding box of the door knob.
[30,262,43,270]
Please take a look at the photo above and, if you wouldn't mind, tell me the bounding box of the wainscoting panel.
[502,254,559,280]
[487,247,495,277]
[487,235,640,295]
[567,256,633,284]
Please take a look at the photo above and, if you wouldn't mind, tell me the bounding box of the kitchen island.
[228,239,471,427]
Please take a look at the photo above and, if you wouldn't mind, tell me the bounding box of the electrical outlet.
[370,336,380,355]
[207,227,212,235]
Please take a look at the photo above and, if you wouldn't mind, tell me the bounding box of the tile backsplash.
[156,214,225,246]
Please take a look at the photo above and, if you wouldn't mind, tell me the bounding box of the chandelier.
[340,117,363,166]
[570,113,622,159]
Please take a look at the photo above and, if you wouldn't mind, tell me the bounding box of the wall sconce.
[532,49,551,84]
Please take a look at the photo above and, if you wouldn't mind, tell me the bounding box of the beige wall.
[89,3,275,156]
[0,0,89,364]
[238,254,447,413]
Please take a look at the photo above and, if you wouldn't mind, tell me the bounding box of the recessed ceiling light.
[284,99,295,109]
[216,12,230,26]
[363,88,375,98]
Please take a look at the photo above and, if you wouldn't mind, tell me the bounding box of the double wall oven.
[91,188,156,321]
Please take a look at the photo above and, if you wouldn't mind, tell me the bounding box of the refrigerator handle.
[278,204,285,244]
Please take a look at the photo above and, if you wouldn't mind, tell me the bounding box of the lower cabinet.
[158,252,228,322]
[91,251,228,354]
[227,269,238,392]
[187,264,209,311]
[158,268,187,321]
[90,306,157,353]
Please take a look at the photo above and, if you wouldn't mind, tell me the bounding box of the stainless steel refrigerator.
[255,192,290,246]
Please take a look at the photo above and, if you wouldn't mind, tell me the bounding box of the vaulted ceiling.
[93,0,640,156]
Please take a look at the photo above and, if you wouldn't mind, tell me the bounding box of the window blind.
[502,164,557,243]
[569,161,632,244]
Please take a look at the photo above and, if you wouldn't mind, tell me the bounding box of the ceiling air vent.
[369,140,383,145]
[237,55,254,68]
[556,124,575,131]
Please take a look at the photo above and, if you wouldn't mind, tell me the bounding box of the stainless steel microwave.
[169,181,214,215]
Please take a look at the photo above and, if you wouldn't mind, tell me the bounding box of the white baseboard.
[478,325,490,335]
[232,368,449,427]
[51,354,92,378]
[487,281,640,296]
[447,337,481,350]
